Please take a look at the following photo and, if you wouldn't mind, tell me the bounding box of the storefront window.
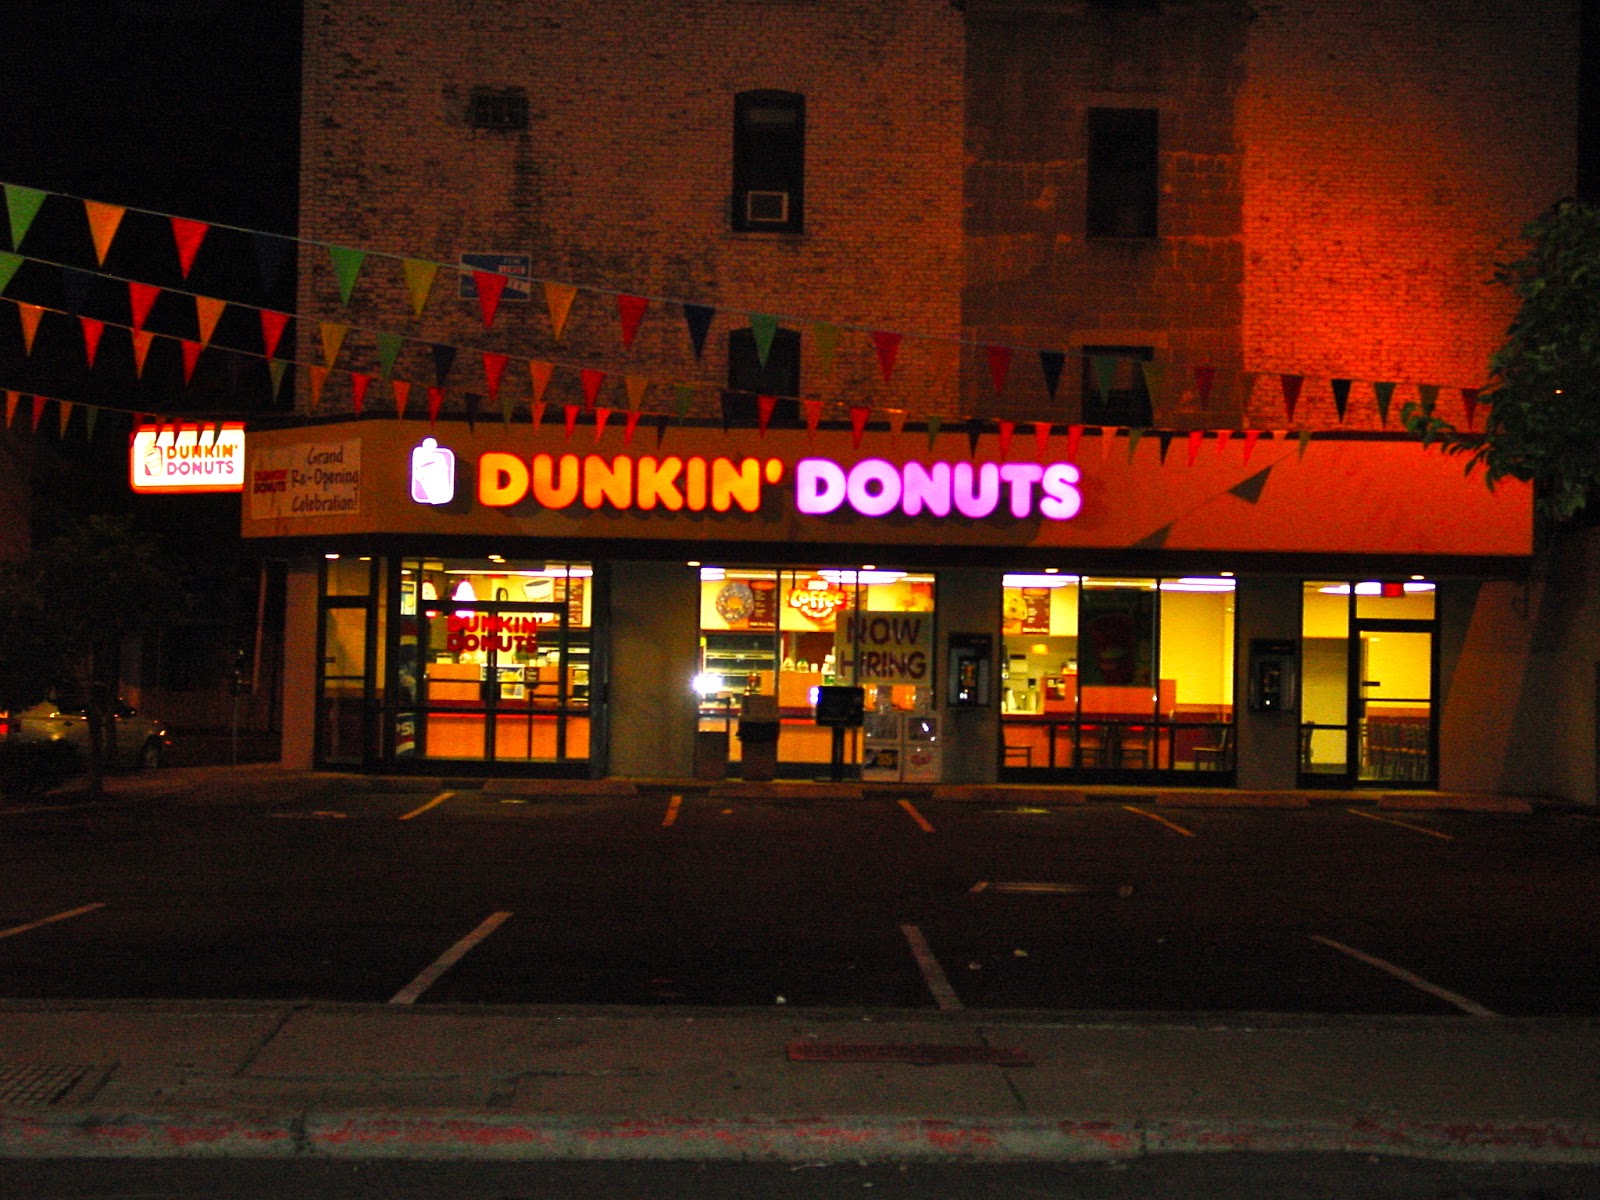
[317,556,383,766]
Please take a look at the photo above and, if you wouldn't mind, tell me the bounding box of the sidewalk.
[2,1001,1598,1163]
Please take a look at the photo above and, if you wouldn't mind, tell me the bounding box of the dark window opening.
[1087,108,1158,238]
[470,87,529,131]
[732,90,805,234]
[723,326,802,426]
[1081,345,1153,426]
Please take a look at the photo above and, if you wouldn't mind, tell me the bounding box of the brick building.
[251,0,1579,796]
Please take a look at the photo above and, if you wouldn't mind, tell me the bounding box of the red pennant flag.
[127,281,160,332]
[1242,428,1262,464]
[1215,428,1232,455]
[259,309,290,357]
[617,294,648,349]
[79,317,104,367]
[1186,429,1204,466]
[528,360,554,407]
[1194,365,1216,408]
[471,270,508,329]
[1461,387,1480,430]
[985,345,1012,397]
[531,400,547,430]
[169,217,209,278]
[482,351,509,402]
[308,365,330,411]
[392,379,411,419]
[623,409,643,446]
[1066,424,1084,461]
[757,394,776,437]
[849,404,870,447]
[871,331,901,382]
[563,403,580,440]
[580,367,605,411]
[180,339,202,384]
[1279,374,1304,422]
[997,419,1015,457]
[427,385,444,425]
[593,407,611,443]
[1032,421,1051,460]
[131,329,154,376]
[803,399,822,441]
[30,394,46,431]
[350,372,372,415]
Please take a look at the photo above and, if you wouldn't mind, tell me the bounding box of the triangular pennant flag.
[83,200,125,265]
[926,414,942,452]
[481,351,509,403]
[0,250,21,294]
[1091,355,1118,399]
[251,231,289,296]
[1033,420,1051,459]
[997,418,1015,457]
[401,259,438,318]
[593,406,611,443]
[4,391,17,427]
[431,343,456,387]
[170,217,208,278]
[1215,428,1232,455]
[812,322,841,373]
[375,331,404,379]
[1194,365,1216,408]
[350,372,372,415]
[1461,387,1480,430]
[392,379,411,419]
[259,308,289,357]
[1241,428,1263,464]
[1417,383,1439,416]
[1141,361,1170,411]
[308,365,330,412]
[84,406,97,441]
[529,360,554,407]
[749,313,779,367]
[871,331,901,382]
[180,340,202,384]
[563,403,580,440]
[1186,429,1204,466]
[673,383,694,417]
[1229,466,1272,504]
[427,385,444,426]
[1298,429,1313,458]
[465,391,480,432]
[16,303,43,354]
[803,398,822,441]
[31,394,46,431]
[1098,426,1116,461]
[1131,523,1173,551]
[319,322,348,368]
[1126,427,1145,461]
[654,412,671,448]
[1330,378,1352,422]
[79,317,104,367]
[965,417,984,458]
[850,405,871,448]
[1039,350,1065,401]
[624,375,647,411]
[623,409,643,446]
[544,281,578,341]
[128,281,160,332]
[756,394,776,437]
[887,408,907,440]
[985,345,1013,397]
[580,367,605,410]
[57,400,72,438]
[60,266,95,314]
[194,295,225,346]
[1157,431,1175,463]
[1373,381,1396,427]
[4,184,46,249]
[682,303,713,360]
[267,357,288,397]
[327,245,367,305]
[1279,374,1304,422]
[1067,424,1085,461]
[531,398,548,430]
[617,294,648,349]
[472,270,508,329]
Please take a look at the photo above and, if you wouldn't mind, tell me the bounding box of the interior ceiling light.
[1003,573,1078,588]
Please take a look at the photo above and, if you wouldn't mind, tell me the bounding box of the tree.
[1404,199,1600,522]
[0,515,185,795]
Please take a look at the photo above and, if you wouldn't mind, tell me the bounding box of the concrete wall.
[937,567,1003,784]
[1233,576,1300,790]
[607,560,700,779]
[279,558,320,770]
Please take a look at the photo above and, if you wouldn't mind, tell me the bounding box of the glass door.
[1354,622,1435,783]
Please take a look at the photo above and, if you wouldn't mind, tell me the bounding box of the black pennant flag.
[1229,466,1273,504]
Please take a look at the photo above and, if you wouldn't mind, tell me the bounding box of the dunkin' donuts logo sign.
[408,442,1084,523]
[130,423,246,493]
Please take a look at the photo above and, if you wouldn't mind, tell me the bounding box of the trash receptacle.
[693,729,729,780]
[736,693,780,782]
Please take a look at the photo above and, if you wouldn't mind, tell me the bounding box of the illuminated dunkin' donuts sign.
[410,443,1083,522]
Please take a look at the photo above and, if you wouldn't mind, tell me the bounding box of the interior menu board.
[747,577,778,630]
[1021,588,1052,634]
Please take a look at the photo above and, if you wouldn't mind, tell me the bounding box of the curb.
[5,1110,1600,1163]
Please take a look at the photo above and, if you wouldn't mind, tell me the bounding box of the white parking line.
[1311,935,1498,1019]
[399,791,455,821]
[662,794,683,827]
[898,799,935,833]
[1122,804,1195,837]
[1346,807,1454,841]
[900,923,962,1011]
[0,903,106,942]
[389,911,512,1005]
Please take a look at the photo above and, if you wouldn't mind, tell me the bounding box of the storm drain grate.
[0,1064,92,1106]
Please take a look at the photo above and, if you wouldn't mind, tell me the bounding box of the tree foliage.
[1404,200,1600,521]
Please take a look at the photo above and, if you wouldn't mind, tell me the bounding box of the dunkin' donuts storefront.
[243,418,1532,790]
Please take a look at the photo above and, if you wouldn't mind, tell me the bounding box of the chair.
[1003,742,1033,767]
[1194,724,1232,770]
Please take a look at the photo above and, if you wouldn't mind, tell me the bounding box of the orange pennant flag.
[528,360,555,407]
[544,281,578,341]
[194,295,225,345]
[180,340,202,384]
[392,379,412,419]
[319,321,348,368]
[16,302,43,354]
[57,400,72,437]
[401,259,438,318]
[83,200,125,265]
[4,391,17,427]
[308,365,329,412]
[30,394,45,431]
[887,408,907,440]
[169,217,208,278]
[131,329,154,376]
[1098,426,1117,461]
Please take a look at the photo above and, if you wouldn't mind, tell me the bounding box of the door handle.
[1361,680,1382,687]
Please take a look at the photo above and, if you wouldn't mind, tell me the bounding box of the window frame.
[732,90,806,235]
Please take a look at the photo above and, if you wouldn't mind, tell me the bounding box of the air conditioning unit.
[744,190,791,224]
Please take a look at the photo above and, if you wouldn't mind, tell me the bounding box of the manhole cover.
[787,1042,1031,1067]
[0,1064,92,1106]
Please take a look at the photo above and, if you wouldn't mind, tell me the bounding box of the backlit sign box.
[130,423,246,494]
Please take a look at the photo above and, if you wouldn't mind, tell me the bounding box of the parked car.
[0,699,170,769]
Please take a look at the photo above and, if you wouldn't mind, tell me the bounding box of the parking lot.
[1,775,1596,1015]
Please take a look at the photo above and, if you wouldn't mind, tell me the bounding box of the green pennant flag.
[926,414,942,451]
[1373,381,1396,427]
[268,358,289,397]
[0,251,21,293]
[812,322,841,373]
[401,259,439,318]
[1131,523,1173,551]
[327,245,367,306]
[1298,428,1313,459]
[375,331,404,379]
[673,383,695,417]
[1228,466,1272,504]
[1141,361,1170,411]
[1416,383,1439,416]
[1092,354,1119,399]
[749,313,779,367]
[4,184,46,250]
[1126,427,1144,461]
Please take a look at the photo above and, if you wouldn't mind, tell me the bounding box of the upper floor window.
[469,87,529,131]
[732,90,805,234]
[1087,108,1158,238]
[722,325,802,427]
